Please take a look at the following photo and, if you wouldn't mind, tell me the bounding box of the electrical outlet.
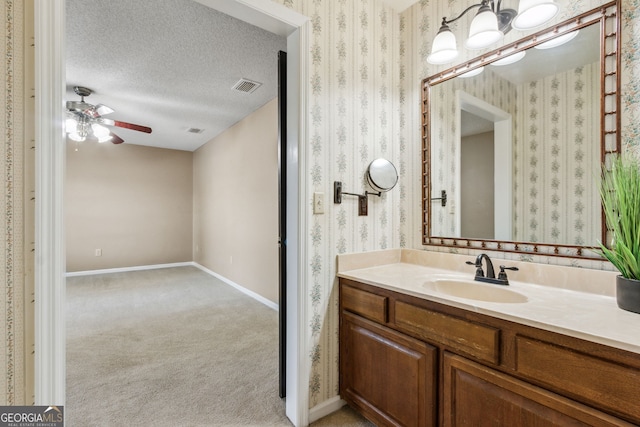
[313,192,325,214]
[95,248,102,257]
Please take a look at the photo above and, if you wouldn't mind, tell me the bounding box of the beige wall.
[461,131,494,239]
[65,142,193,272]
[193,99,279,304]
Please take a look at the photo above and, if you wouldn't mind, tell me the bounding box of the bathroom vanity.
[337,250,640,427]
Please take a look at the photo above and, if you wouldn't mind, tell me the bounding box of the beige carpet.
[66,266,373,426]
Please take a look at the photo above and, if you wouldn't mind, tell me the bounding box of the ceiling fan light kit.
[65,86,152,145]
[427,0,559,65]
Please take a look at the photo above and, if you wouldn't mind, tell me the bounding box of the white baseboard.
[65,262,194,277]
[309,396,346,423]
[192,263,279,311]
[66,261,279,312]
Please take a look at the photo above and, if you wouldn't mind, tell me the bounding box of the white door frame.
[34,1,310,425]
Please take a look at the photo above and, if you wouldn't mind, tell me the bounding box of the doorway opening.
[34,1,310,425]
[457,90,513,241]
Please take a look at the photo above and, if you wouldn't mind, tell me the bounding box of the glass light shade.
[65,118,78,133]
[490,50,526,66]
[427,27,459,65]
[511,0,559,30]
[459,67,484,78]
[95,104,114,116]
[91,123,111,138]
[68,132,86,142]
[97,135,113,143]
[465,9,503,50]
[534,30,579,50]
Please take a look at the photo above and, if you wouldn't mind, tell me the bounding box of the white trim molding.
[287,19,311,427]
[193,263,279,311]
[64,262,194,277]
[193,0,306,38]
[309,396,346,424]
[34,0,66,406]
[66,262,280,312]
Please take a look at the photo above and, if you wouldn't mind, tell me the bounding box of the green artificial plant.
[599,155,640,280]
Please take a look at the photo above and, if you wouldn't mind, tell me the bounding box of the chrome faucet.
[466,253,518,286]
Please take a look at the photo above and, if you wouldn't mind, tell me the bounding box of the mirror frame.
[422,0,621,259]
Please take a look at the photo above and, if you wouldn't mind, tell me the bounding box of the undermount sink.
[423,277,528,304]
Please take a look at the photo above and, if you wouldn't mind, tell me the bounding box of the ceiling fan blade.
[112,120,152,134]
[110,132,124,144]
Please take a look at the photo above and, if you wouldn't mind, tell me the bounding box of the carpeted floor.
[66,266,374,426]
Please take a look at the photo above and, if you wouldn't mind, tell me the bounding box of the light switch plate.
[313,192,325,214]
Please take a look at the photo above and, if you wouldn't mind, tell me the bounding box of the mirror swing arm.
[335,158,399,216]
[422,0,621,259]
[334,182,381,216]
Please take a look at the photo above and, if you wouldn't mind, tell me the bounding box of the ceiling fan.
[65,86,152,144]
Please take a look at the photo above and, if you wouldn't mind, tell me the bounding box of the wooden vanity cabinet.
[339,278,640,427]
[341,311,437,426]
[442,353,632,427]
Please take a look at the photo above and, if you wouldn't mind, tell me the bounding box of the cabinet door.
[340,311,437,427]
[442,353,633,427]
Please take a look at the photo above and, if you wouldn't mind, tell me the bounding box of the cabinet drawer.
[395,301,500,364]
[515,336,640,422]
[342,285,388,324]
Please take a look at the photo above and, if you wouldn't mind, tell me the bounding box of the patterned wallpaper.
[516,63,601,246]
[1,0,34,406]
[276,0,402,406]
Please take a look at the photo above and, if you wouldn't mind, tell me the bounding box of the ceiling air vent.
[186,128,204,134]
[232,78,262,94]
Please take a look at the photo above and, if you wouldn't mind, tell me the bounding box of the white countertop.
[337,251,640,355]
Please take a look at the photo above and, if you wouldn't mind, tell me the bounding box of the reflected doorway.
[457,90,513,241]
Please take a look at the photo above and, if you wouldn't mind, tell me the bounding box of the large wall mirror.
[422,1,620,259]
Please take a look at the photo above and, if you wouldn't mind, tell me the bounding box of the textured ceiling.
[65,0,287,151]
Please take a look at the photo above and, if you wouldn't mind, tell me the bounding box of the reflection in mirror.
[423,2,621,258]
[430,24,600,244]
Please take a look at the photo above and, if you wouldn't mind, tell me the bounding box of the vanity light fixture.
[427,0,559,65]
[490,50,526,66]
[534,30,579,49]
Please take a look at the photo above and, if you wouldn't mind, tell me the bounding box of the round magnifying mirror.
[366,158,398,192]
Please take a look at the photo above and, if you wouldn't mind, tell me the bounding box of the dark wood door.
[340,311,437,427]
[442,353,632,427]
[277,50,287,399]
